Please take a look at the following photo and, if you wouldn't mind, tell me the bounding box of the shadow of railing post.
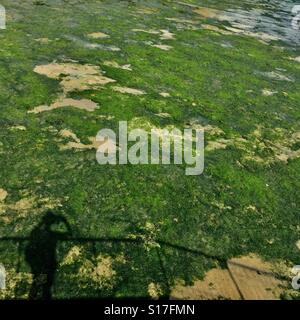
[0,236,229,299]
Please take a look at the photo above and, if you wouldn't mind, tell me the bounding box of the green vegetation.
[0,0,299,299]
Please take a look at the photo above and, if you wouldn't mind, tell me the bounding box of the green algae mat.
[0,0,300,299]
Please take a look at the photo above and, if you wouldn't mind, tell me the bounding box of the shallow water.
[199,0,300,46]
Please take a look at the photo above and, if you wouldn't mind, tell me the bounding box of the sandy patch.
[33,62,115,94]
[201,23,280,42]
[0,195,36,215]
[155,113,171,118]
[78,255,117,289]
[29,98,99,114]
[160,29,175,40]
[34,38,52,44]
[185,120,224,136]
[224,26,280,42]
[151,44,173,51]
[258,71,293,82]
[294,57,300,63]
[9,125,26,131]
[193,6,228,21]
[112,86,146,95]
[61,246,82,266]
[94,256,116,279]
[103,60,132,71]
[59,129,118,153]
[165,17,198,25]
[133,29,175,40]
[0,188,8,202]
[262,89,278,96]
[296,240,300,250]
[0,191,61,222]
[228,254,285,300]
[250,128,300,163]
[159,92,170,98]
[171,254,286,300]
[87,32,109,39]
[132,28,160,35]
[0,268,33,299]
[201,24,232,35]
[148,283,163,299]
[171,268,241,300]
[29,62,115,113]
[59,129,81,143]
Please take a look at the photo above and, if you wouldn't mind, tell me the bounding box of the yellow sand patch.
[34,38,52,44]
[227,254,285,300]
[148,283,163,299]
[151,44,173,51]
[9,125,26,131]
[171,254,286,300]
[112,86,146,95]
[34,63,115,94]
[29,98,99,114]
[0,195,36,216]
[201,125,300,164]
[59,129,81,143]
[87,32,109,39]
[0,190,61,222]
[159,92,170,98]
[0,268,33,299]
[0,188,7,202]
[132,28,160,35]
[94,256,116,279]
[171,268,241,300]
[59,129,118,153]
[262,89,278,96]
[193,6,227,20]
[294,56,300,63]
[201,23,279,42]
[29,62,115,114]
[128,117,157,132]
[78,255,117,289]
[296,240,300,250]
[165,17,198,24]
[201,24,232,35]
[155,113,171,119]
[61,245,82,266]
[11,197,36,212]
[160,29,176,40]
[103,60,132,71]
[185,121,224,136]
[206,139,230,151]
[224,26,280,42]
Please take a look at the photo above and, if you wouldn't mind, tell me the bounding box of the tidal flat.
[0,0,299,299]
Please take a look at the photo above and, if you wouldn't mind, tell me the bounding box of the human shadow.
[24,211,72,300]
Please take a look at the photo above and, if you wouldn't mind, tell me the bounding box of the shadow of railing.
[0,234,228,299]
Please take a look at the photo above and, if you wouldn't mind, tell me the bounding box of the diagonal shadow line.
[0,235,289,299]
[1,236,288,279]
[0,236,226,263]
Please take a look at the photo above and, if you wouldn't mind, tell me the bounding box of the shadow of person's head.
[38,210,71,233]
